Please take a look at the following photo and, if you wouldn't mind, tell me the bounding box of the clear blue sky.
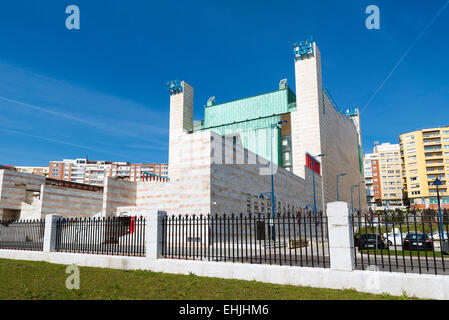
[0,0,448,166]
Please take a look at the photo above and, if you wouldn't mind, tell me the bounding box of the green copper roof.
[202,87,296,129]
[195,86,295,166]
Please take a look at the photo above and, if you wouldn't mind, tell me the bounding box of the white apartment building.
[49,158,168,186]
[373,143,404,208]
[363,153,378,209]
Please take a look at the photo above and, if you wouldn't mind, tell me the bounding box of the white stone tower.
[290,40,324,178]
[290,40,366,209]
[168,80,194,180]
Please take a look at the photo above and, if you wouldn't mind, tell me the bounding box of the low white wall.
[0,249,448,300]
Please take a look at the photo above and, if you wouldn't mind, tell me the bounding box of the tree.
[402,191,410,209]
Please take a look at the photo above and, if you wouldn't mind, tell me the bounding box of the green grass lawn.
[0,258,418,300]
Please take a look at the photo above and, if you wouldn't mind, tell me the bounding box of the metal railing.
[351,210,449,275]
[0,219,45,251]
[55,217,146,256]
[161,211,329,268]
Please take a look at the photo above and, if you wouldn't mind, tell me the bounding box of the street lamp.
[260,120,287,242]
[350,184,358,213]
[357,181,364,211]
[336,173,347,201]
[433,178,444,239]
[310,154,325,214]
[350,181,365,213]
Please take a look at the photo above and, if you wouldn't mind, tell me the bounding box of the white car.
[382,230,406,246]
[428,231,448,241]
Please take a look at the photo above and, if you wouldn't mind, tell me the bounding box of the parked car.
[427,231,448,241]
[403,233,433,251]
[382,231,406,246]
[355,234,388,250]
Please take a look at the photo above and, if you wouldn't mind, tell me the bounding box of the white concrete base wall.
[1,249,448,300]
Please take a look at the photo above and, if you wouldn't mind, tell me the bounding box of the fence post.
[327,202,355,271]
[43,214,62,253]
[146,211,167,259]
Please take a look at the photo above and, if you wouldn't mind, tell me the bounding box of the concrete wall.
[40,185,103,218]
[210,132,322,213]
[101,130,321,215]
[320,93,366,209]
[0,169,103,219]
[102,178,137,217]
[136,130,212,214]
[0,169,46,219]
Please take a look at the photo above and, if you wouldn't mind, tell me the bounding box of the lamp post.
[358,181,365,211]
[310,154,325,214]
[336,173,347,201]
[262,120,287,242]
[350,184,358,213]
[433,178,444,238]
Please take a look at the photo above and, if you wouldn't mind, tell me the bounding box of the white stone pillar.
[327,202,355,271]
[146,211,167,259]
[43,214,62,253]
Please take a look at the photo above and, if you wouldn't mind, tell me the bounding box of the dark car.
[355,234,388,250]
[403,233,433,251]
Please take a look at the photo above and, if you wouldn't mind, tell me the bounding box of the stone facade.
[291,42,366,209]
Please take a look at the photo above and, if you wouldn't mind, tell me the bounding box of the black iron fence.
[55,216,146,256]
[0,219,45,251]
[351,211,449,275]
[161,211,329,268]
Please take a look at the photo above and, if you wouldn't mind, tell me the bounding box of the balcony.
[423,131,440,138]
[426,161,444,167]
[425,153,444,160]
[423,140,441,146]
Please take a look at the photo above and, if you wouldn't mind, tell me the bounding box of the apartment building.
[374,143,403,207]
[400,127,449,209]
[49,159,168,186]
[364,143,403,209]
[15,166,49,177]
[363,153,379,208]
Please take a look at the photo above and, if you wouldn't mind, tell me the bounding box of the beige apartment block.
[400,127,449,209]
[15,166,49,177]
[371,143,404,207]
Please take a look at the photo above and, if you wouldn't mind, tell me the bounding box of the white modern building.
[0,40,366,219]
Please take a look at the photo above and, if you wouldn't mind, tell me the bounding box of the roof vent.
[207,96,216,107]
[279,79,287,90]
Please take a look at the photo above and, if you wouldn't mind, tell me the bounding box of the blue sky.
[0,0,448,166]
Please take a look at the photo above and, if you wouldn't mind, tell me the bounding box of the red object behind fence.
[305,154,321,175]
[130,217,135,234]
